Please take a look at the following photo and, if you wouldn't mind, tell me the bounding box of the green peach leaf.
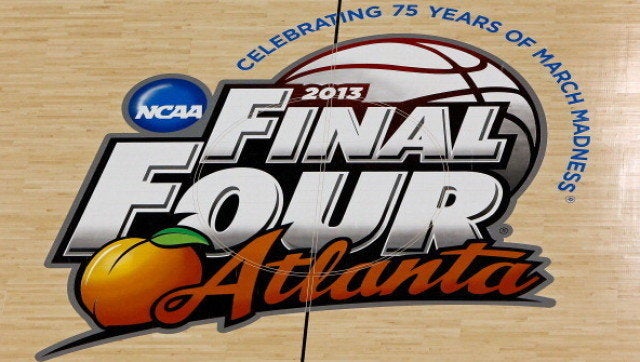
[150,227,211,248]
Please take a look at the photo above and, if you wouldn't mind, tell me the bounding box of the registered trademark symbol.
[498,224,513,237]
[566,196,576,203]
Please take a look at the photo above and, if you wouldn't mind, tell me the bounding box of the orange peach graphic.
[79,227,210,327]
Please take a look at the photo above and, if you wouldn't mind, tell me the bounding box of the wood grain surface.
[0,0,638,360]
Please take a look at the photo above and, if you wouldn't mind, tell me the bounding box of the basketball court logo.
[41,35,552,359]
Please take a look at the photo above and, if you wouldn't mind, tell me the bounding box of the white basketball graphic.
[277,36,545,193]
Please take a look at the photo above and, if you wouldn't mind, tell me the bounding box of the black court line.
[300,0,343,361]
